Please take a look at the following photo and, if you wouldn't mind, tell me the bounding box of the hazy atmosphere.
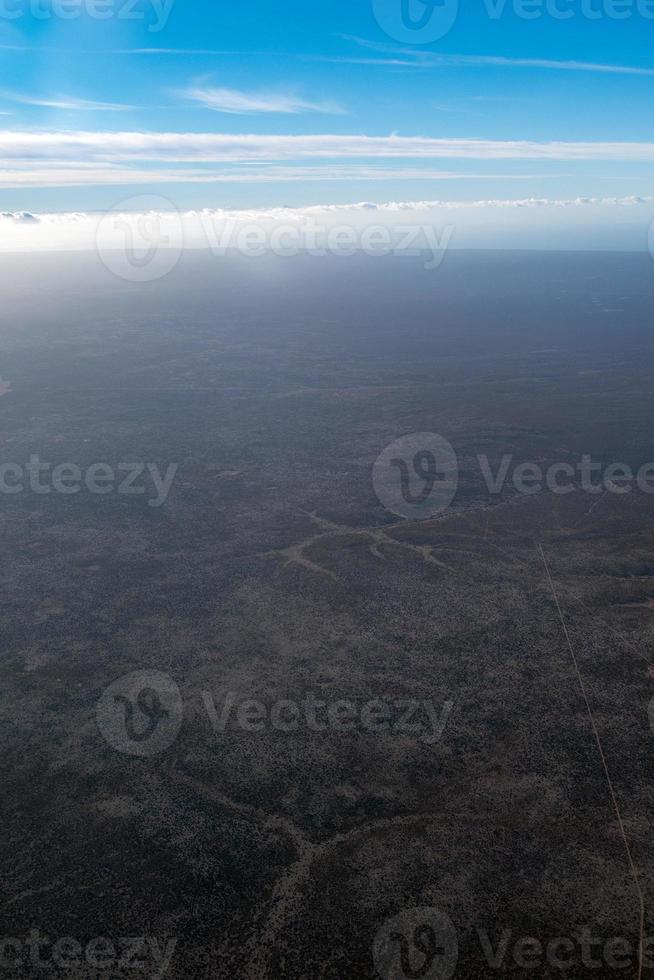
[1,3,654,980]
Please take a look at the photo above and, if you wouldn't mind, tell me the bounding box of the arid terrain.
[1,249,654,978]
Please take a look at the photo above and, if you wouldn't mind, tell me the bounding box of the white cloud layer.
[2,131,654,163]
[0,131,653,188]
[1,195,653,254]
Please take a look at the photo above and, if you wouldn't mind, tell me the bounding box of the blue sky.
[0,0,653,213]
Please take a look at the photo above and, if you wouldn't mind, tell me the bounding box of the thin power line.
[538,543,645,979]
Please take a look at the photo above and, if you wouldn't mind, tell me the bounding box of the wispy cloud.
[326,53,654,76]
[2,92,133,111]
[182,86,345,115]
[458,55,654,76]
[4,37,653,77]
[121,48,241,55]
[0,164,559,188]
[0,43,245,55]
[337,35,654,76]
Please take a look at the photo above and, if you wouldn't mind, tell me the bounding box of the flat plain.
[1,249,654,978]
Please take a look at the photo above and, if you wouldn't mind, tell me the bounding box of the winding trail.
[166,768,447,980]
[257,509,450,583]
